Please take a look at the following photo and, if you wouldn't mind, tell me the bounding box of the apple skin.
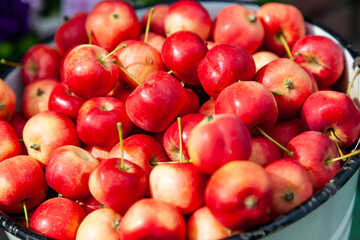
[197,44,256,99]
[76,96,133,149]
[162,30,208,85]
[252,51,279,72]
[45,145,99,200]
[21,44,62,85]
[76,208,122,240]
[149,162,208,215]
[187,114,252,174]
[257,2,306,57]
[265,159,313,217]
[139,32,166,53]
[113,39,164,88]
[0,78,16,121]
[287,131,341,190]
[267,118,303,147]
[212,4,265,54]
[83,145,110,162]
[205,160,273,230]
[249,136,282,166]
[254,58,313,119]
[198,98,215,116]
[77,195,104,215]
[119,198,186,240]
[163,113,204,162]
[179,88,200,116]
[140,4,169,36]
[125,70,186,133]
[187,206,232,240]
[300,90,360,148]
[0,120,22,162]
[164,0,212,41]
[85,0,141,52]
[109,133,169,177]
[88,158,148,215]
[30,197,86,240]
[48,82,85,121]
[21,78,59,120]
[0,155,48,214]
[55,12,88,54]
[215,81,278,133]
[292,35,344,89]
[23,110,81,167]
[62,44,120,99]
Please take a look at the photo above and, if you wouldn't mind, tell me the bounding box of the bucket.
[1,1,360,240]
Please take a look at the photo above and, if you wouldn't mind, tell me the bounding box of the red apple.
[45,145,99,200]
[88,158,148,215]
[55,12,88,54]
[252,51,279,72]
[77,195,104,215]
[265,159,313,217]
[119,198,186,240]
[62,44,120,99]
[30,197,86,240]
[187,114,252,174]
[197,44,256,99]
[22,110,81,167]
[0,120,22,162]
[212,4,265,53]
[83,144,110,162]
[85,0,140,52]
[179,88,200,116]
[0,78,16,121]
[198,98,215,116]
[267,118,303,147]
[0,155,48,214]
[76,96,133,149]
[21,78,58,119]
[76,208,122,240]
[164,0,212,40]
[139,32,166,53]
[249,136,282,166]
[292,35,344,89]
[205,160,273,230]
[140,4,169,36]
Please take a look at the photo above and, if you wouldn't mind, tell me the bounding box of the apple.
[88,158,148,215]
[119,198,186,240]
[62,44,120,99]
[187,114,252,174]
[212,4,265,53]
[292,35,344,89]
[0,120,22,162]
[139,32,166,53]
[140,4,169,36]
[265,159,313,217]
[20,44,62,85]
[197,44,256,99]
[267,118,303,147]
[162,30,208,85]
[85,0,140,52]
[21,78,59,119]
[205,160,273,230]
[48,82,86,121]
[55,12,88,54]
[287,131,341,189]
[249,136,282,166]
[83,144,110,162]
[0,155,48,214]
[125,70,186,132]
[254,58,313,119]
[76,208,122,240]
[77,195,104,215]
[0,78,16,121]
[45,145,99,200]
[198,98,215,116]
[257,2,306,57]
[22,110,81,167]
[164,0,212,40]
[30,197,86,240]
[179,88,200,117]
[252,51,279,72]
[149,162,208,215]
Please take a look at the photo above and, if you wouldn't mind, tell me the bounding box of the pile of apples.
[1,0,360,239]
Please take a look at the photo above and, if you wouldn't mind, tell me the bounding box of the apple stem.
[112,59,141,86]
[144,8,155,44]
[277,33,294,61]
[63,15,69,22]
[346,68,360,95]
[117,122,124,170]
[0,58,24,69]
[177,117,184,164]
[271,90,282,96]
[167,70,173,75]
[100,44,126,63]
[88,30,93,45]
[329,129,344,156]
[256,126,294,157]
[294,52,326,68]
[22,201,29,228]
[30,143,40,151]
[325,149,360,165]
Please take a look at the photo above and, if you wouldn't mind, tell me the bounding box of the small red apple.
[0,78,16,122]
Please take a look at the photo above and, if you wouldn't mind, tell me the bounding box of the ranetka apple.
[249,136,282,166]
[187,114,252,174]
[267,118,303,147]
[140,4,169,37]
[139,32,166,53]
[0,120,22,162]
[0,78,16,121]
[179,88,200,116]
[252,51,279,72]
